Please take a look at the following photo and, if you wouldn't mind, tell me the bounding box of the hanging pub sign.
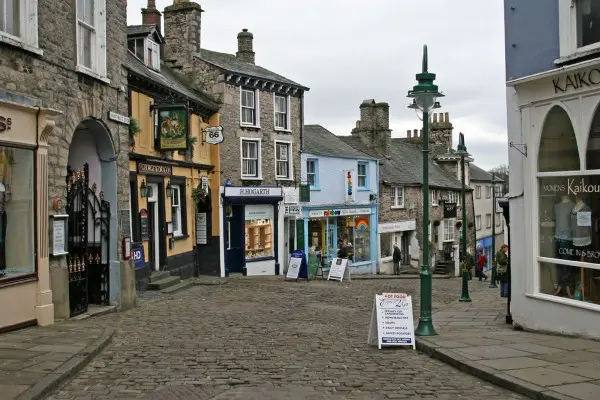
[204,126,224,144]
[155,104,189,150]
[443,201,457,218]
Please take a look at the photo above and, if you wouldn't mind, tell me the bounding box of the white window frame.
[391,186,404,208]
[357,162,368,189]
[380,231,402,261]
[240,138,262,179]
[446,191,461,207]
[475,215,482,231]
[146,38,160,71]
[485,213,492,229]
[274,140,293,180]
[475,185,481,199]
[306,158,318,189]
[486,186,492,198]
[171,185,183,237]
[128,38,145,61]
[559,0,600,58]
[0,0,41,55]
[273,94,291,131]
[75,0,108,82]
[240,88,260,127]
[431,189,438,206]
[443,219,455,242]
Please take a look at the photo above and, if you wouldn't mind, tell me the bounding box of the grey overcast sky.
[128,0,507,170]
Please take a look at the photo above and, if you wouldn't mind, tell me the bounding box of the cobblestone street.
[46,278,525,399]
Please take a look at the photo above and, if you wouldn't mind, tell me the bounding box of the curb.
[415,338,580,400]
[17,327,115,400]
[351,274,452,280]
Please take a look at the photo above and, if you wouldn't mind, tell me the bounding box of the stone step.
[161,279,196,295]
[147,276,180,290]
[149,271,171,283]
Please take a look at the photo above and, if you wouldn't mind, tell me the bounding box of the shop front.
[0,99,57,331]
[378,220,418,274]
[221,186,283,277]
[509,60,600,338]
[303,206,377,275]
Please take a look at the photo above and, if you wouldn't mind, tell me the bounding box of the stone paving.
[416,286,600,400]
[40,277,524,399]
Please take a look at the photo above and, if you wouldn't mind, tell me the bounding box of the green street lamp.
[407,44,444,337]
[489,172,499,288]
[456,133,471,302]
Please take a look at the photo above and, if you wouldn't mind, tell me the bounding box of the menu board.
[51,215,68,256]
[375,293,416,349]
[196,212,207,245]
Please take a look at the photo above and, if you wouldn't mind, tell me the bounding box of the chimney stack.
[163,0,204,63]
[413,129,418,138]
[142,0,162,32]
[236,28,255,64]
[407,129,411,139]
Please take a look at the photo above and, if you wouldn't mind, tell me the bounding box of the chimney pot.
[236,28,255,64]
[445,112,449,122]
[407,129,411,138]
[413,129,418,137]
[433,113,438,123]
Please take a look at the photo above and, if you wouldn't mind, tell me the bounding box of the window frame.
[147,38,160,71]
[443,219,455,242]
[306,158,319,190]
[476,215,482,231]
[431,189,438,206]
[391,186,405,208]
[171,185,183,237]
[240,138,262,179]
[486,186,492,198]
[357,161,369,189]
[240,87,260,127]
[273,94,291,131]
[274,140,293,180]
[75,0,108,81]
[0,0,41,54]
[485,213,492,229]
[559,0,600,58]
[475,185,481,199]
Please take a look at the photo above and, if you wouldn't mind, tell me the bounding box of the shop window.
[245,204,273,260]
[586,104,600,170]
[0,147,35,281]
[443,219,455,242]
[380,232,400,258]
[306,159,318,189]
[391,186,404,208]
[577,0,600,48]
[357,162,368,189]
[171,185,183,236]
[538,106,580,172]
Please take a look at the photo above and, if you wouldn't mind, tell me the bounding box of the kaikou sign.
[552,68,600,94]
[542,178,600,196]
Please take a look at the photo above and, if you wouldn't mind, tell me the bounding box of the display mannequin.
[571,195,592,301]
[554,195,575,297]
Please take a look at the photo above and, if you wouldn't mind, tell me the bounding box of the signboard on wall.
[443,202,457,218]
[308,208,371,218]
[284,205,302,216]
[204,126,224,144]
[196,212,208,245]
[344,170,355,203]
[378,220,416,233]
[155,105,189,150]
[140,209,149,240]
[224,186,283,198]
[137,162,172,176]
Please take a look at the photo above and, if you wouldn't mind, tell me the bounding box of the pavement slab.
[41,278,525,399]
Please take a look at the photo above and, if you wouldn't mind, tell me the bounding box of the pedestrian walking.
[477,249,488,281]
[392,244,401,275]
[496,244,510,295]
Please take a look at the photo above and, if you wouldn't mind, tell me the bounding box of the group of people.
[469,244,510,282]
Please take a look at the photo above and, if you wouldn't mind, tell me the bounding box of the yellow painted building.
[125,35,222,285]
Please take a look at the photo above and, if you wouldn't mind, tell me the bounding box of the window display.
[244,204,273,260]
[0,147,35,280]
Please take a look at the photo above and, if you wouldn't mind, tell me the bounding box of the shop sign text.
[309,207,371,218]
[137,162,172,176]
[224,186,283,197]
[0,116,12,133]
[553,69,600,94]
[542,178,600,196]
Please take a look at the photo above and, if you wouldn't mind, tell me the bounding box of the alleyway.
[46,278,524,399]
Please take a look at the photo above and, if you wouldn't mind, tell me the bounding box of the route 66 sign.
[204,126,224,144]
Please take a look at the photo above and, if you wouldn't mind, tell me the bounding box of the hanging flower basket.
[433,220,441,227]
[455,221,463,229]
[191,183,209,203]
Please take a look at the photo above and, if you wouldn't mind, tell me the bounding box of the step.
[147,276,181,290]
[161,279,196,295]
[149,271,171,283]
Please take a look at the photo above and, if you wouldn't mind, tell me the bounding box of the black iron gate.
[66,163,111,317]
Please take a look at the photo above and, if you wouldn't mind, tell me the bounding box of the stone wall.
[0,0,132,318]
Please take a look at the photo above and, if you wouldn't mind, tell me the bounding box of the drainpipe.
[300,91,305,151]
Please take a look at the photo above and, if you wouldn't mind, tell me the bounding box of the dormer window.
[128,37,160,71]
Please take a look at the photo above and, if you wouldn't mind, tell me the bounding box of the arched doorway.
[66,119,119,316]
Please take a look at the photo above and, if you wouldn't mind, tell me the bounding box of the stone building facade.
[0,0,135,329]
[340,101,474,276]
[160,0,309,277]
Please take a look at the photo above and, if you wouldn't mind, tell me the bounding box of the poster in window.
[156,105,189,150]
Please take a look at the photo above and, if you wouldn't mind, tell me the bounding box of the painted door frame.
[146,176,167,271]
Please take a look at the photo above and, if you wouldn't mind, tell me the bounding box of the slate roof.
[470,163,504,182]
[304,125,373,159]
[338,136,466,190]
[127,24,157,37]
[125,51,219,112]
[194,49,309,90]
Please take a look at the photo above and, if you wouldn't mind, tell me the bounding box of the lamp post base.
[415,320,438,336]
[489,267,498,288]
[416,265,438,337]
[459,268,471,302]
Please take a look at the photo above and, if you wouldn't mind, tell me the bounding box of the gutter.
[506,57,600,87]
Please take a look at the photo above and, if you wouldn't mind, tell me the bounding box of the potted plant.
[433,220,441,227]
[468,221,474,228]
[128,117,141,147]
[455,220,463,229]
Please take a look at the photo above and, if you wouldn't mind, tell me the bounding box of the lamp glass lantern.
[140,179,149,198]
[166,180,174,198]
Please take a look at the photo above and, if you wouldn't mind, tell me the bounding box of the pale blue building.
[300,125,379,275]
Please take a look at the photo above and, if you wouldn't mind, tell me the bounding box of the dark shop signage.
[553,68,600,94]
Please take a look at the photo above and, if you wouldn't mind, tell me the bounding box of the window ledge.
[275,128,293,133]
[310,187,320,191]
[526,292,600,313]
[357,188,370,192]
[380,256,393,262]
[390,206,405,210]
[554,46,600,66]
[0,274,38,288]
[246,256,275,263]
[0,34,43,56]
[76,65,111,84]
[240,124,261,130]
[275,177,294,181]
[173,234,189,241]
[241,177,263,181]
